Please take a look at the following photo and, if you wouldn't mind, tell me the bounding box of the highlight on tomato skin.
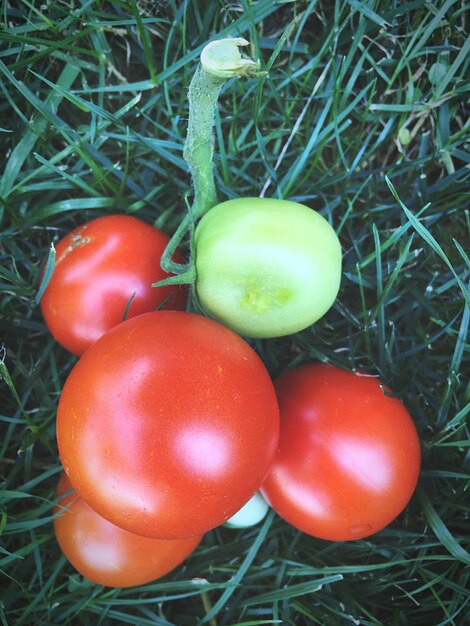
[40,214,188,356]
[56,310,280,540]
[53,473,203,588]
[262,363,421,542]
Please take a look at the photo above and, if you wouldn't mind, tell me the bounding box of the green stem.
[157,38,261,283]
[158,68,223,279]
[158,212,193,275]
[158,69,227,277]
[183,66,225,218]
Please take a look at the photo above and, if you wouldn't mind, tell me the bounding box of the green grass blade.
[386,177,469,307]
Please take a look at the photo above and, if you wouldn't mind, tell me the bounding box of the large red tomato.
[57,310,280,539]
[54,473,202,587]
[40,214,187,355]
[262,363,421,541]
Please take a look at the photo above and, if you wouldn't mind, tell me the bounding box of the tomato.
[224,492,270,529]
[194,198,342,338]
[40,214,187,355]
[262,363,421,541]
[54,473,202,587]
[57,310,279,539]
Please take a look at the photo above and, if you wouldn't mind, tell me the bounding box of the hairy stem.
[158,38,260,280]
[183,67,225,218]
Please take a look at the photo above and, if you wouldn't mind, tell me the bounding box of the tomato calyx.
[152,263,196,288]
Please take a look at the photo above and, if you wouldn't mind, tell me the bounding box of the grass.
[1,0,469,624]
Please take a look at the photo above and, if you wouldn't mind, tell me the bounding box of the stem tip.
[200,37,261,78]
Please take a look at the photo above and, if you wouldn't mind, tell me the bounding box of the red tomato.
[54,472,202,587]
[57,310,280,539]
[40,214,187,355]
[262,363,421,541]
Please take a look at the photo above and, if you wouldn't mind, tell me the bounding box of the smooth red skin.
[54,473,202,587]
[40,214,187,356]
[262,363,421,541]
[57,310,280,539]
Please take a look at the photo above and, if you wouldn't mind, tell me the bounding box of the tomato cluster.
[43,208,420,588]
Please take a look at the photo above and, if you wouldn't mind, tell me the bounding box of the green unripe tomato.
[224,492,270,529]
[194,198,342,338]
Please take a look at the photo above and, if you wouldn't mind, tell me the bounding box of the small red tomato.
[57,310,280,539]
[54,473,202,587]
[40,214,187,355]
[262,363,421,541]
